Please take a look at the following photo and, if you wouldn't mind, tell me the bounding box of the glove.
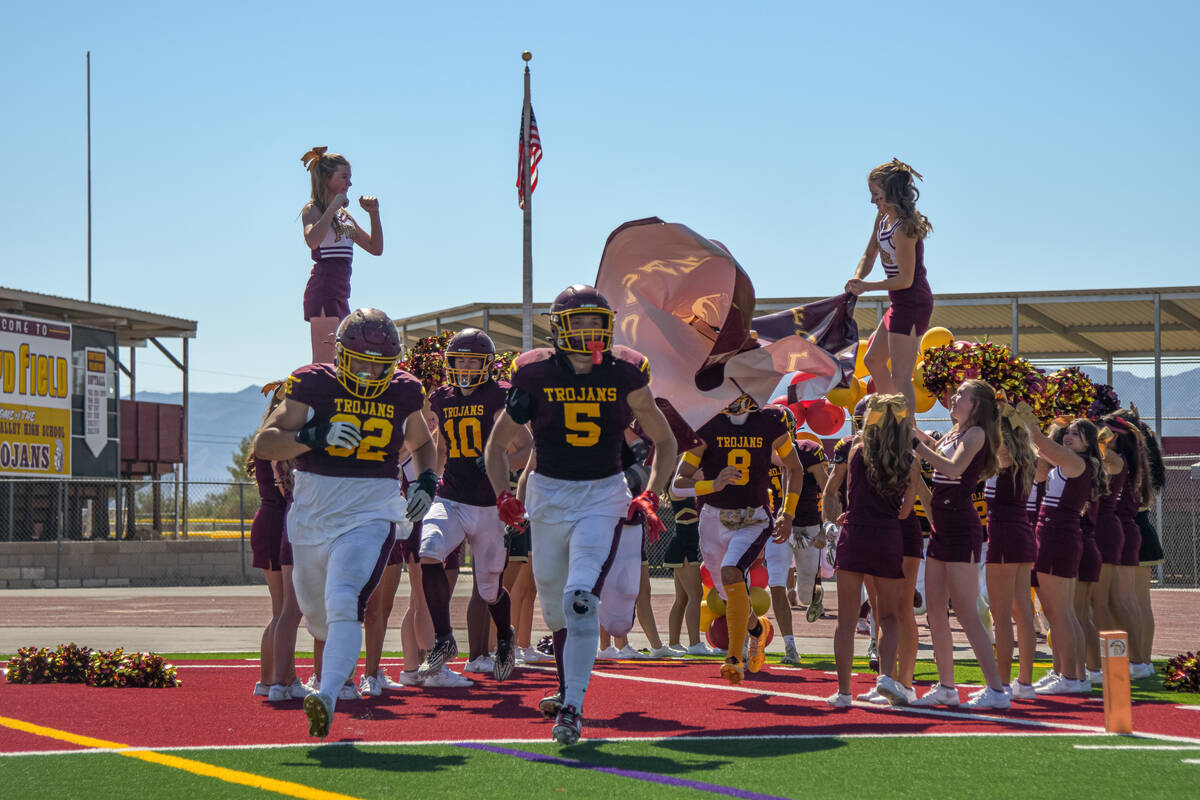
[496,490,527,528]
[627,490,665,543]
[296,418,361,451]
[405,469,438,522]
[623,463,649,496]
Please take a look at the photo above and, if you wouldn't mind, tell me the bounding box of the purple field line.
[457,742,792,800]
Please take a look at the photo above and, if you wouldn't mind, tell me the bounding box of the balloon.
[825,377,863,409]
[770,395,788,406]
[853,338,871,378]
[707,616,729,650]
[700,563,714,589]
[748,564,769,588]
[913,359,927,386]
[915,385,937,413]
[699,605,715,636]
[706,587,727,617]
[805,399,846,436]
[749,585,771,617]
[921,326,954,353]
[787,402,806,428]
[795,431,823,447]
[763,623,775,647]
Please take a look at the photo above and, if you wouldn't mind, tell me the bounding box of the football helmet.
[776,404,798,439]
[722,392,759,416]
[335,308,402,399]
[444,328,496,388]
[548,284,614,357]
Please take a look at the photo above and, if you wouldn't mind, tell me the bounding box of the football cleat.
[807,584,825,623]
[494,628,517,682]
[552,704,583,746]
[721,656,745,685]
[746,616,772,673]
[539,690,564,720]
[417,634,458,679]
[303,692,334,738]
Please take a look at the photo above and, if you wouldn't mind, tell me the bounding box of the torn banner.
[594,217,859,430]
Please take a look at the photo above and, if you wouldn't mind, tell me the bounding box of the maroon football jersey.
[509,346,650,481]
[694,406,789,510]
[795,439,828,526]
[767,463,784,514]
[285,363,425,479]
[429,380,508,506]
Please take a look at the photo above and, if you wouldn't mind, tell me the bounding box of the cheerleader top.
[311,208,356,264]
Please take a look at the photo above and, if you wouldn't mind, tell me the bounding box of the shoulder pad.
[611,345,649,372]
[513,348,556,370]
[798,438,824,455]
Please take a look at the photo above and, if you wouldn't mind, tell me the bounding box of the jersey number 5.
[327,414,393,461]
[564,402,601,447]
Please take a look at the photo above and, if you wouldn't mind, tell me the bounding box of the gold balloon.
[706,586,726,617]
[921,326,954,354]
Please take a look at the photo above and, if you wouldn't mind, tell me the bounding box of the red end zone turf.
[2,658,1196,752]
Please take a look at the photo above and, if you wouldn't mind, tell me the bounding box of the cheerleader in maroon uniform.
[248,382,289,698]
[1103,414,1153,674]
[1014,411,1106,695]
[982,405,1039,700]
[826,395,921,708]
[911,380,1008,708]
[300,148,384,362]
[844,159,934,415]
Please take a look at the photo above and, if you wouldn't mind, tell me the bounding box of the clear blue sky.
[4,0,1197,394]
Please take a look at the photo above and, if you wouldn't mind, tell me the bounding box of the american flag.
[517,107,542,209]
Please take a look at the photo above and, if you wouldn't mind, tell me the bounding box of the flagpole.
[86,50,92,302]
[521,50,533,352]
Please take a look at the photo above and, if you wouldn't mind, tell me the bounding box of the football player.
[674,393,803,685]
[416,328,532,683]
[482,285,678,746]
[253,308,437,738]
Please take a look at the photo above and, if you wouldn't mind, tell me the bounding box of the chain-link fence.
[1157,453,1200,587]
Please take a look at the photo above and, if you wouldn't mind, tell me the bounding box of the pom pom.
[1162,652,1200,693]
[5,643,178,688]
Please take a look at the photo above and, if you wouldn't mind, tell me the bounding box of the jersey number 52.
[327,414,393,461]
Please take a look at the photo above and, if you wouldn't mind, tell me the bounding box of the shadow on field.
[564,735,843,773]
[290,745,468,773]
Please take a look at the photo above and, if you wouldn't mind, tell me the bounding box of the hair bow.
[261,380,284,397]
[1097,426,1114,458]
[890,157,924,180]
[301,146,328,171]
[864,396,908,428]
[1051,415,1074,429]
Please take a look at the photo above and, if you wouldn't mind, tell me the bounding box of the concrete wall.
[0,541,265,588]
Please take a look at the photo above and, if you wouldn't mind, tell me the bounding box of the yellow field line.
[0,715,363,800]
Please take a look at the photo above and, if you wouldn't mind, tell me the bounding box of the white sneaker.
[253,681,270,697]
[464,655,496,674]
[1086,668,1103,684]
[856,687,882,702]
[1132,662,1156,679]
[376,669,405,690]
[266,683,289,702]
[424,666,474,688]
[913,683,960,707]
[648,645,678,658]
[336,682,360,701]
[521,647,553,663]
[359,674,382,697]
[686,642,716,656]
[780,645,802,666]
[902,685,918,705]
[303,674,319,693]
[1011,681,1036,700]
[618,645,651,660]
[597,646,621,660]
[394,670,425,687]
[876,675,909,706]
[1032,671,1060,690]
[826,692,852,708]
[1036,675,1084,695]
[667,643,689,656]
[965,686,1011,710]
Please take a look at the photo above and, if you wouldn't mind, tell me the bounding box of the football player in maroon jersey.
[254,308,437,738]
[482,285,678,746]
[416,328,531,683]
[674,394,804,685]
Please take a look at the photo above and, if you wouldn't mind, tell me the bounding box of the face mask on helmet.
[335,309,401,400]
[444,328,496,389]
[722,393,759,417]
[551,307,613,357]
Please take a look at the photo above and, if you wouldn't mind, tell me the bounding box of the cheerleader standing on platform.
[912,380,1008,708]
[1014,411,1106,695]
[844,159,934,415]
[982,406,1039,700]
[300,147,384,362]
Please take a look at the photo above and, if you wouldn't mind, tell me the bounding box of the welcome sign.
[0,313,72,476]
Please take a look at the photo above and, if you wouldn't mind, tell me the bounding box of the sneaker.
[424,666,474,688]
[597,646,621,660]
[376,669,405,691]
[1077,678,1093,693]
[667,643,689,656]
[746,616,772,673]
[1086,668,1103,684]
[303,692,334,738]
[826,692,852,708]
[965,686,1011,710]
[303,674,319,694]
[1011,681,1037,700]
[721,656,745,685]
[494,630,517,682]
[780,645,802,666]
[267,683,289,702]
[1032,671,1060,689]
[901,684,918,705]
[253,681,270,697]
[337,682,360,701]
[856,686,882,702]
[648,645,679,658]
[284,677,310,699]
[1036,675,1083,695]
[913,683,960,707]
[617,645,651,660]
[359,674,382,697]
[867,641,879,673]
[876,674,909,706]
[464,655,496,674]
[417,634,458,679]
[394,670,425,687]
[686,642,716,656]
[520,646,552,664]
[552,704,583,746]
[539,690,564,720]
[1131,662,1156,679]
[807,585,825,623]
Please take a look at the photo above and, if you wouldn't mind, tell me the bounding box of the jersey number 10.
[443,417,484,458]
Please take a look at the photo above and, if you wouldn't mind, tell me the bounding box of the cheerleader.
[300,147,383,362]
[1084,423,1134,682]
[1013,409,1106,695]
[826,395,922,708]
[844,159,934,415]
[912,380,1008,708]
[982,404,1039,700]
